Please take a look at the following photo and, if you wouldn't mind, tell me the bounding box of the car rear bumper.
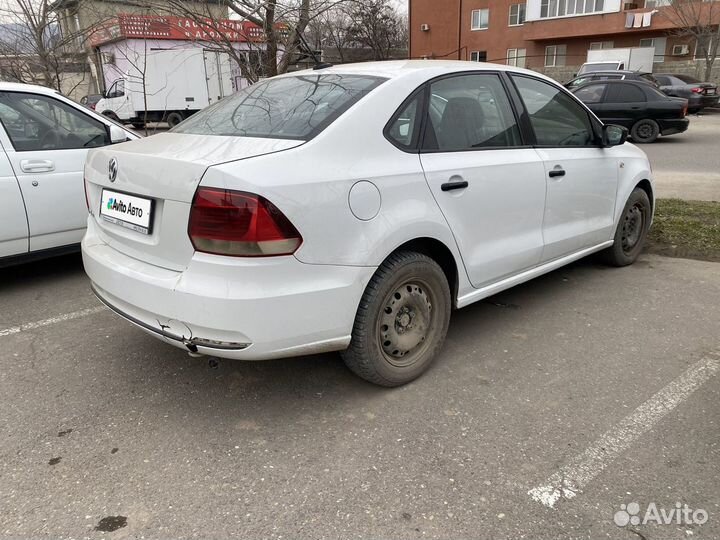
[658,118,689,136]
[82,220,375,360]
[688,94,719,109]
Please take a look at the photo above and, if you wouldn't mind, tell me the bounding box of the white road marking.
[0,306,107,338]
[528,355,720,509]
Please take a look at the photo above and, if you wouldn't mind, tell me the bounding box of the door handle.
[20,159,55,173]
[548,169,566,178]
[441,180,469,192]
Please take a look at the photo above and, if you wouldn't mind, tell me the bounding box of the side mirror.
[602,124,628,147]
[109,124,127,144]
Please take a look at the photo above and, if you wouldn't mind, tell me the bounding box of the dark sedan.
[572,80,688,143]
[565,70,660,90]
[654,74,719,113]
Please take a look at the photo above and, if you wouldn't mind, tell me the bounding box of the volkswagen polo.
[82,61,654,386]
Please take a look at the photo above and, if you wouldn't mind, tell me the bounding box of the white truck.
[577,47,656,75]
[96,48,233,128]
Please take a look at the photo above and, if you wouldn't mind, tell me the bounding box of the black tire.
[165,112,184,128]
[601,188,652,267]
[102,111,120,122]
[341,251,451,387]
[630,119,660,143]
[131,122,145,130]
[689,108,701,115]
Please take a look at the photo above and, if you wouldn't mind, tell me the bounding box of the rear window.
[639,73,659,85]
[172,74,386,140]
[675,74,701,84]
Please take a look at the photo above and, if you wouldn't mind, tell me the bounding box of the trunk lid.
[85,133,303,271]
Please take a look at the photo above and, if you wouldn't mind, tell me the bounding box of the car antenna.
[297,31,333,70]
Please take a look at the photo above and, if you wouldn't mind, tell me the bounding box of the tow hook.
[185,341,204,358]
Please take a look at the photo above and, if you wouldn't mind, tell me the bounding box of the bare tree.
[345,0,405,61]
[0,0,90,94]
[661,0,720,80]
[161,0,360,81]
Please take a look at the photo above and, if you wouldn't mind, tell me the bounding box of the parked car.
[82,61,654,386]
[653,73,719,113]
[572,79,689,143]
[0,82,138,267]
[79,94,103,111]
[565,70,659,90]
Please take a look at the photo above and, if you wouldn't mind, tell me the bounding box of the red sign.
[90,14,270,46]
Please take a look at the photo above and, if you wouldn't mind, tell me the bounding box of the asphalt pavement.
[645,108,720,201]
[1,252,719,539]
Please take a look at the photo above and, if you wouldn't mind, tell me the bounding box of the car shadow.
[90,255,619,424]
[0,252,84,293]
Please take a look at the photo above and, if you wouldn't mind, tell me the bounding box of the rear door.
[0,118,28,258]
[602,82,648,127]
[0,91,113,252]
[418,72,547,288]
[510,75,618,261]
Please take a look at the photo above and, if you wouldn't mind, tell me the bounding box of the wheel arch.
[384,237,461,308]
[634,178,654,212]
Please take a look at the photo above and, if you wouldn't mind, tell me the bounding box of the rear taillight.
[188,187,302,257]
[691,87,703,94]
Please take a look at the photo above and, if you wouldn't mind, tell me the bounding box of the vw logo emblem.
[108,158,118,183]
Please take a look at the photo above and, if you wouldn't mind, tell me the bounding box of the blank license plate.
[100,189,153,235]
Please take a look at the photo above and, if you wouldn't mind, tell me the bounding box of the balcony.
[523,2,718,41]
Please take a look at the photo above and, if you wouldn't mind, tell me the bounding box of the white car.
[0,82,138,266]
[82,61,654,386]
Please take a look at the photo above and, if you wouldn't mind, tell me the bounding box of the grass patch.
[646,198,720,262]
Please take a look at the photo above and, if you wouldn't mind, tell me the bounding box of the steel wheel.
[342,251,451,387]
[621,203,644,254]
[378,280,434,368]
[601,187,651,267]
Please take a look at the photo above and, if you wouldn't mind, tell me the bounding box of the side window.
[106,80,124,98]
[605,84,647,103]
[654,75,670,85]
[423,73,522,152]
[386,92,422,150]
[512,75,595,147]
[573,83,607,104]
[0,92,110,152]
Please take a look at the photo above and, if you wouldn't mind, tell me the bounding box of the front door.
[418,73,547,288]
[0,91,113,252]
[510,75,618,261]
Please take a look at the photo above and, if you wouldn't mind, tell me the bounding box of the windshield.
[172,74,386,140]
[579,62,620,74]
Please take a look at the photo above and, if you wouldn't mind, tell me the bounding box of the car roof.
[575,70,650,76]
[0,81,66,96]
[277,60,554,83]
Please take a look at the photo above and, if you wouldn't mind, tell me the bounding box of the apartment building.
[409,0,720,81]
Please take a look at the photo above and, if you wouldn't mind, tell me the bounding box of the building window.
[545,44,567,67]
[644,0,670,7]
[507,48,527,67]
[508,3,527,25]
[470,51,488,62]
[471,9,490,30]
[540,0,604,18]
[589,41,614,50]
[640,37,666,62]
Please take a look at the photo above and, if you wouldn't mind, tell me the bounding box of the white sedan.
[0,82,137,266]
[82,61,654,386]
